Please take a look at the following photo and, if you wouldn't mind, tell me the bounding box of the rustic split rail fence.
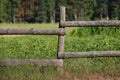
[0,6,120,67]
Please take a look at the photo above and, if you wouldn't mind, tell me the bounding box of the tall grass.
[64,35,120,74]
[0,24,120,80]
[70,27,120,37]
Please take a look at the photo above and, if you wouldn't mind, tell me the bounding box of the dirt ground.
[58,69,120,80]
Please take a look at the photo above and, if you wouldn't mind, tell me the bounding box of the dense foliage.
[0,0,120,23]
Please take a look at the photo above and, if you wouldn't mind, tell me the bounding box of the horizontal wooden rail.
[0,59,63,67]
[0,28,65,35]
[58,51,120,58]
[60,20,120,27]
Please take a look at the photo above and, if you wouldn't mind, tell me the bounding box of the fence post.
[58,6,66,57]
[57,6,66,76]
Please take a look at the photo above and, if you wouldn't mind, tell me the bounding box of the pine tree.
[93,0,109,20]
[55,0,67,22]
[0,0,4,22]
[0,0,11,22]
[46,0,55,23]
[34,0,47,23]
[12,0,18,23]
[108,0,120,19]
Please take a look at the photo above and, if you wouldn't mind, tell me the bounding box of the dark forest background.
[0,0,120,23]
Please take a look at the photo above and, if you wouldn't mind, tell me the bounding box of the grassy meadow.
[0,23,120,80]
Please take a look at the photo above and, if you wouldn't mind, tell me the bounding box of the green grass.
[0,23,120,80]
[0,36,58,59]
[64,35,120,74]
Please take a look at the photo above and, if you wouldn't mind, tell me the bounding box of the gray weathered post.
[57,6,66,75]
[57,6,66,57]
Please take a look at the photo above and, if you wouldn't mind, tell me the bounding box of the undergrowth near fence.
[0,24,120,80]
[70,27,120,37]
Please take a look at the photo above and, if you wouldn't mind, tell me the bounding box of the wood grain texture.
[0,28,65,35]
[60,6,66,26]
[57,6,66,60]
[58,51,120,58]
[0,59,63,67]
[60,20,120,27]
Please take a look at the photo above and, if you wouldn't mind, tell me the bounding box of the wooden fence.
[0,6,120,67]
[58,6,120,59]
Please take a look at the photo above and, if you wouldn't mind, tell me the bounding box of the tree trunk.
[12,3,16,24]
[50,16,54,24]
[74,14,77,21]
[13,12,16,23]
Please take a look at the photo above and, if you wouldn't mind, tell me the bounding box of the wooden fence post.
[57,6,66,58]
[57,6,66,75]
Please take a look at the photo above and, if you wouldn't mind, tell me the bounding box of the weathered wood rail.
[61,20,120,27]
[0,28,65,35]
[0,6,120,67]
[58,51,120,58]
[0,59,63,67]
[57,6,120,59]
